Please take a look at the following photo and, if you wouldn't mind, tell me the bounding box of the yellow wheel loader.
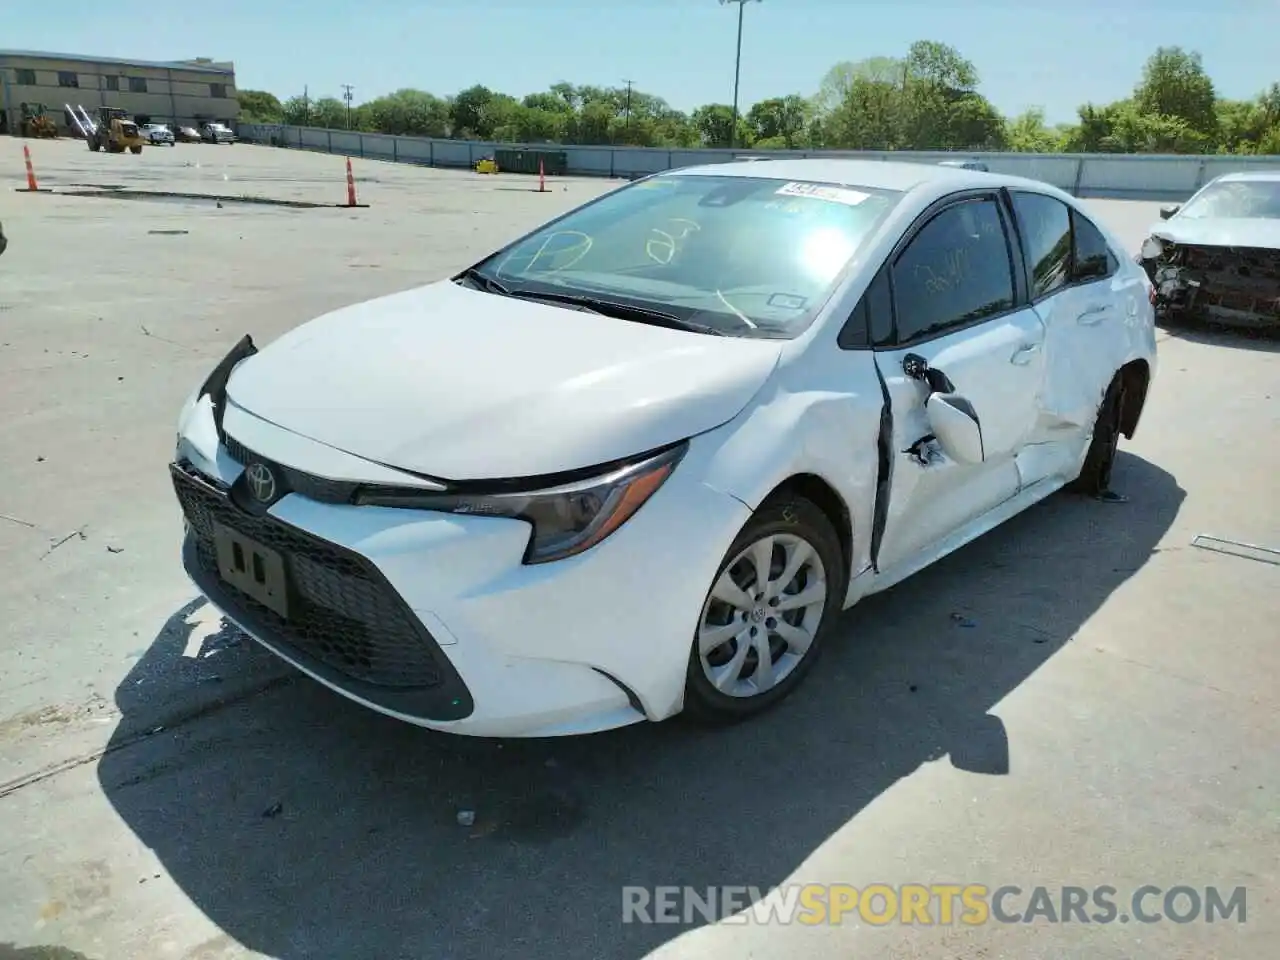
[86,107,145,154]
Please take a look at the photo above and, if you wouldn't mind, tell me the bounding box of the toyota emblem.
[245,462,277,503]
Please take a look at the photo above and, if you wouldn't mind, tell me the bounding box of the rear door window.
[1011,192,1072,300]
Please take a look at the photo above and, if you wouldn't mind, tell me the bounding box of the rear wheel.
[1070,372,1125,496]
[684,496,844,723]
[129,145,142,154]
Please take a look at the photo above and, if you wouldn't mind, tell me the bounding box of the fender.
[695,367,883,596]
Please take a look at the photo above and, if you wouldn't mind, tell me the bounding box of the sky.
[11,0,1278,124]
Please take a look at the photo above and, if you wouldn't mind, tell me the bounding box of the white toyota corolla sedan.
[171,159,1157,737]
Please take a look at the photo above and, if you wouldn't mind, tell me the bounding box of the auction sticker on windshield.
[775,182,870,206]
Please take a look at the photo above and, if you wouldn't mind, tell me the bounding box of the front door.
[870,193,1047,574]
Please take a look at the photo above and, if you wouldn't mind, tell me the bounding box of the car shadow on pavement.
[1157,319,1280,352]
[97,453,1182,960]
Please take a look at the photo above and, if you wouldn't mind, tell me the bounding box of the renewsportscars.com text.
[622,884,1247,926]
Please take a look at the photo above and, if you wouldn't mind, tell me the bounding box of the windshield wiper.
[506,290,725,335]
[455,268,511,296]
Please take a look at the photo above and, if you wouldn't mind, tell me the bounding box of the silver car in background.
[1137,170,1280,329]
[938,158,989,172]
[141,123,175,146]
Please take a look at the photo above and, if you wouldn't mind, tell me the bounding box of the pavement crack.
[0,673,295,800]
[39,526,87,560]
[1090,645,1255,701]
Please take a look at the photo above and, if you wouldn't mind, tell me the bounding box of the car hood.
[1148,217,1280,250]
[224,280,782,480]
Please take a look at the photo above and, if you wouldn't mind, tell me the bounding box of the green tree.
[310,97,349,129]
[692,104,753,148]
[898,40,1003,149]
[280,95,311,126]
[746,95,810,148]
[365,89,450,137]
[1006,108,1062,152]
[245,43,1280,156]
[236,89,282,123]
[450,85,496,138]
[1133,47,1218,142]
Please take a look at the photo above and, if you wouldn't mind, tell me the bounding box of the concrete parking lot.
[0,140,1276,960]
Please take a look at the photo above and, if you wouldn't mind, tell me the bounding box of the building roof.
[0,49,234,74]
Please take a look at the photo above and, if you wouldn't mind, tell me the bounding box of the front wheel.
[129,145,142,154]
[684,495,844,723]
[1070,373,1125,496]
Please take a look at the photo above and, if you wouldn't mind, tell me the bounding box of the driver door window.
[890,198,1016,345]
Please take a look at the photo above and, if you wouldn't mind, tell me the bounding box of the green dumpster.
[494,149,568,176]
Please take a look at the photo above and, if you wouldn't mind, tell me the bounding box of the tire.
[684,495,845,723]
[1070,372,1125,496]
[129,145,142,154]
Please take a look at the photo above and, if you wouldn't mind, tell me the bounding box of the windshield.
[472,173,902,338]
[1178,179,1280,220]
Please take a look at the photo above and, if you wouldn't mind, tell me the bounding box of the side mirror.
[925,394,985,464]
[1159,204,1180,220]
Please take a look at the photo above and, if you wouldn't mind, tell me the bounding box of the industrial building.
[0,50,238,136]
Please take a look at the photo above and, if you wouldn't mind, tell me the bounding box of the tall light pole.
[719,0,760,149]
[341,83,353,129]
[622,78,635,143]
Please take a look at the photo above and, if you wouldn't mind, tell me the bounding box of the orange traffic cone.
[16,144,50,193]
[345,157,357,206]
[537,156,547,193]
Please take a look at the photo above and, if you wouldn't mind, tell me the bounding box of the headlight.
[353,443,687,564]
[1140,236,1165,260]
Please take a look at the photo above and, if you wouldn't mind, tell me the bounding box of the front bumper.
[1142,247,1280,329]
[171,409,751,737]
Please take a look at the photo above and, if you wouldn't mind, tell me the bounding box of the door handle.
[1010,342,1040,365]
[1077,304,1109,325]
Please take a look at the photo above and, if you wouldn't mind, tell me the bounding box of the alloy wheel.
[696,533,828,698]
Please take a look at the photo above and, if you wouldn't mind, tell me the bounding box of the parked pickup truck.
[199,121,236,144]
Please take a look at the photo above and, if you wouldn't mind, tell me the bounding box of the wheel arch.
[757,473,854,584]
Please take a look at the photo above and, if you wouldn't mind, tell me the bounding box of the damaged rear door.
[1007,192,1135,486]
[867,192,1046,574]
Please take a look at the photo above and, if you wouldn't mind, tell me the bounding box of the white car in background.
[140,122,175,146]
[171,159,1157,737]
[1137,170,1280,329]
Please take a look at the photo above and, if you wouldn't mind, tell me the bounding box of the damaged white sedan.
[171,159,1156,737]
[1138,170,1280,329]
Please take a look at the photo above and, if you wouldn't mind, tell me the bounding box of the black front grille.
[173,463,444,689]
[223,434,360,504]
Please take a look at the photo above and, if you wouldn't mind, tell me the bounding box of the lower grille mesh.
[173,465,444,689]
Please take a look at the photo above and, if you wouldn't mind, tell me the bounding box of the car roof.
[1211,169,1280,184]
[664,157,1055,198]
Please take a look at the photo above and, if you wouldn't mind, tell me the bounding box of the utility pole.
[719,0,760,150]
[622,79,635,143]
[302,84,309,126]
[341,84,353,129]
